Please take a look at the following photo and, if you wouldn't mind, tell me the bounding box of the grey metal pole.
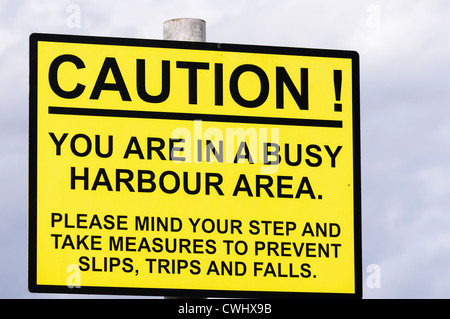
[163,18,206,42]
[163,18,206,300]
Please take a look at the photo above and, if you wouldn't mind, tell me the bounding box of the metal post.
[163,18,206,300]
[163,18,206,42]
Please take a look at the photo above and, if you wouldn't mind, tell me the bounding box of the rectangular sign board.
[29,33,361,298]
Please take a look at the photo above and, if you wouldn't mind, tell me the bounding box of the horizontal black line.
[48,106,342,128]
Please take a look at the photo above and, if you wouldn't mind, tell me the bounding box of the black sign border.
[29,33,361,299]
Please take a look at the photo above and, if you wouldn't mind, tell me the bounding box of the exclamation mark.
[334,70,342,112]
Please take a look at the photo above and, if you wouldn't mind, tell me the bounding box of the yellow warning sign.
[29,33,361,297]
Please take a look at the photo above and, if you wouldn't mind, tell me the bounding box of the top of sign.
[30,32,359,56]
[30,33,359,131]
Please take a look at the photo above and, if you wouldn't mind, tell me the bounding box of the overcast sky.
[1,0,450,299]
